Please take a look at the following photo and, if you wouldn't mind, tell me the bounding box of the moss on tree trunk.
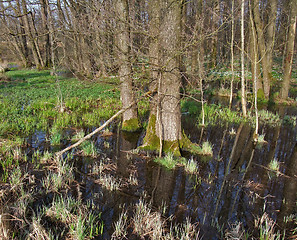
[122,118,141,132]
[140,114,197,156]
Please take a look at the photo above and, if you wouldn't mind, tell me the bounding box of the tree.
[249,0,259,136]
[229,0,235,108]
[280,0,297,100]
[40,0,51,67]
[20,0,44,68]
[240,0,247,117]
[0,0,31,66]
[142,0,190,156]
[115,0,140,132]
[252,0,278,98]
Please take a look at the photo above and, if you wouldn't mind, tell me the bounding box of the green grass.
[98,174,120,191]
[154,153,177,169]
[184,158,198,174]
[9,166,23,191]
[72,129,85,142]
[188,141,213,157]
[0,69,121,137]
[112,210,128,239]
[197,103,247,126]
[50,128,62,145]
[200,141,213,156]
[80,140,97,157]
[255,212,281,240]
[44,196,103,239]
[257,110,281,127]
[268,158,280,172]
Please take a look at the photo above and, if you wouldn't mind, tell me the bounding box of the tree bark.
[280,0,297,100]
[12,0,31,66]
[142,0,189,155]
[241,0,247,117]
[249,9,262,92]
[115,0,140,132]
[40,0,51,67]
[147,0,160,117]
[252,0,277,98]
[20,0,44,68]
[249,1,259,135]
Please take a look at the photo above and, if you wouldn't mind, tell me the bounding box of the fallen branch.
[55,91,153,157]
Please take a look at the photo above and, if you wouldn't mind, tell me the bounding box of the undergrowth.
[0,69,121,137]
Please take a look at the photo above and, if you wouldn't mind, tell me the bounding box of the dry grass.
[225,222,248,240]
[0,210,10,240]
[255,212,281,240]
[133,199,165,239]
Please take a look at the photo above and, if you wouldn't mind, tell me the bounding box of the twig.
[55,91,153,157]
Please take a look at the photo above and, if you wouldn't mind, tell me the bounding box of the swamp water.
[18,106,297,239]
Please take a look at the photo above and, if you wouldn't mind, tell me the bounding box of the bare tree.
[280,0,297,100]
[142,0,189,155]
[241,0,247,117]
[229,0,235,108]
[115,0,140,131]
[252,0,278,98]
[20,0,44,68]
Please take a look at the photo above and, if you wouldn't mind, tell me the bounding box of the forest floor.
[0,69,296,239]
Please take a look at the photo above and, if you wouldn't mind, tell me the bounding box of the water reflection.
[23,107,296,238]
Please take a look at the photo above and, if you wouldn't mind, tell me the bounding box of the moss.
[257,88,268,103]
[140,115,193,156]
[141,114,158,149]
[122,118,141,132]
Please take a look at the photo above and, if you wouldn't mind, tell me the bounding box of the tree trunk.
[241,0,247,117]
[142,0,190,156]
[147,0,160,117]
[210,0,219,68]
[249,1,259,135]
[157,0,182,143]
[252,0,277,98]
[249,12,262,92]
[20,0,43,68]
[280,0,297,100]
[229,0,234,108]
[13,0,31,67]
[40,0,51,67]
[115,0,140,132]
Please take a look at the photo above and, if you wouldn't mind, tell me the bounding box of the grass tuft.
[268,158,280,175]
[99,174,120,191]
[80,140,97,157]
[200,141,213,156]
[50,128,62,145]
[72,129,85,142]
[184,157,198,174]
[133,199,164,239]
[9,166,23,191]
[154,153,176,169]
[255,212,281,240]
[112,210,128,239]
[225,222,248,240]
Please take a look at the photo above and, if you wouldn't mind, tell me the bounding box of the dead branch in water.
[55,91,153,157]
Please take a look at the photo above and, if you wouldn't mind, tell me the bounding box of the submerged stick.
[56,108,125,156]
[56,91,153,157]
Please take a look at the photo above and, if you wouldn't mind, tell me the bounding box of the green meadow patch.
[0,69,121,137]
